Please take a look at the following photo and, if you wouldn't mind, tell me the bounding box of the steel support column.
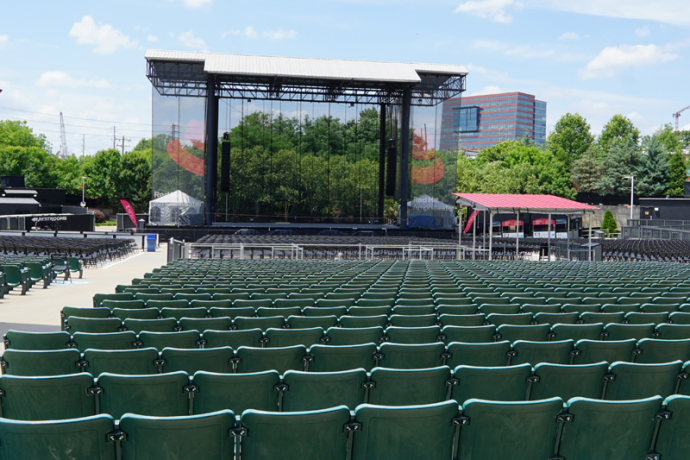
[489,212,494,261]
[378,104,386,222]
[399,89,412,228]
[204,79,219,225]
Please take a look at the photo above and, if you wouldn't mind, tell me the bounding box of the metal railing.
[622,226,690,241]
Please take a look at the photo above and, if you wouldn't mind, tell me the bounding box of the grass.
[96,221,117,226]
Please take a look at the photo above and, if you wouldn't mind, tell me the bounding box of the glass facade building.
[439,92,546,152]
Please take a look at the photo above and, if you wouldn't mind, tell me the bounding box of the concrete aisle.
[0,246,168,342]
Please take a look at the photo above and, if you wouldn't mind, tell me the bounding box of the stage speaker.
[220,133,230,193]
[385,138,397,196]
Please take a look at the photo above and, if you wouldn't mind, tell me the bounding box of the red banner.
[533,218,556,226]
[502,220,524,227]
[464,210,480,233]
[120,200,138,229]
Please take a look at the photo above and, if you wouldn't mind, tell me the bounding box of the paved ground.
[0,245,168,345]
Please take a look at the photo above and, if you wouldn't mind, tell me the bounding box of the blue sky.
[0,0,688,155]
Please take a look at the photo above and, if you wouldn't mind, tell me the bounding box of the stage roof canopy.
[145,50,468,106]
[453,193,598,214]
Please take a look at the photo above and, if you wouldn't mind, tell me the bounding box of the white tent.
[148,190,204,226]
[399,194,456,228]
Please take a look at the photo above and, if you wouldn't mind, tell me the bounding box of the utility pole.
[117,136,131,155]
[113,127,116,150]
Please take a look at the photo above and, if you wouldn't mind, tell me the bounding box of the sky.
[0,0,689,155]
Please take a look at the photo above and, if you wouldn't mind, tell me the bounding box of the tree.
[666,151,687,196]
[601,210,618,235]
[82,149,122,207]
[571,153,604,193]
[636,135,669,197]
[597,136,643,195]
[0,120,51,150]
[118,150,152,212]
[548,113,594,168]
[598,115,640,154]
[655,124,682,155]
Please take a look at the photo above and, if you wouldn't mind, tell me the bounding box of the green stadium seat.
[179,317,232,333]
[202,329,263,349]
[635,338,690,364]
[353,401,458,460]
[72,332,137,351]
[348,306,392,317]
[437,305,478,316]
[389,314,437,328]
[4,331,72,351]
[486,313,532,326]
[446,341,511,367]
[234,316,285,331]
[83,348,160,376]
[93,292,134,307]
[62,307,111,325]
[257,307,302,318]
[161,307,208,320]
[438,314,485,327]
[496,324,551,342]
[0,414,115,460]
[0,373,96,420]
[533,312,579,325]
[287,315,338,330]
[0,349,81,376]
[240,406,350,460]
[316,298,355,308]
[458,398,563,460]
[557,396,662,460]
[101,299,146,310]
[625,312,668,324]
[265,327,325,348]
[530,362,608,401]
[65,317,123,334]
[603,323,655,341]
[580,312,625,324]
[308,344,378,372]
[282,369,367,411]
[175,293,212,302]
[550,323,604,342]
[520,304,561,314]
[192,370,280,414]
[161,347,233,374]
[385,326,442,344]
[303,306,348,317]
[573,339,637,364]
[356,298,395,307]
[392,306,436,316]
[479,304,521,315]
[209,307,256,319]
[452,363,531,403]
[378,342,445,369]
[510,340,574,365]
[601,303,639,314]
[111,308,159,320]
[274,298,314,308]
[236,345,307,374]
[147,299,189,309]
[189,299,232,309]
[235,299,273,309]
[655,324,690,340]
[669,312,690,324]
[442,325,496,344]
[134,293,174,302]
[368,366,452,406]
[655,395,690,460]
[97,371,190,419]
[123,318,178,334]
[339,315,388,329]
[604,361,683,400]
[326,326,383,346]
[563,304,600,314]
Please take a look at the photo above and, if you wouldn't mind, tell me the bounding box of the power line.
[0,105,170,127]
[0,115,153,133]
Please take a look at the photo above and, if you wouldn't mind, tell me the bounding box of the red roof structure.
[452,193,598,213]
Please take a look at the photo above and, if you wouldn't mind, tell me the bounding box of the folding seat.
[308,343,378,372]
[625,311,668,324]
[510,340,574,365]
[0,414,116,460]
[599,303,638,315]
[458,397,563,460]
[388,314,437,328]
[209,307,256,319]
[452,363,532,403]
[670,312,690,324]
[274,298,314,309]
[550,323,604,342]
[655,395,690,460]
[438,314,485,327]
[93,292,134,307]
[122,318,177,334]
[109,307,158,321]
[573,339,636,364]
[534,312,579,325]
[190,299,232,309]
[497,324,551,343]
[160,307,208,320]
[0,349,81,376]
[442,325,496,344]
[363,366,450,407]
[287,315,337,330]
[656,323,690,340]
[240,406,350,460]
[161,347,233,374]
[72,332,137,351]
[392,305,436,316]
[264,327,325,348]
[234,316,285,331]
[147,299,189,310]
[385,325,442,344]
[557,396,662,460]
[635,338,690,364]
[303,306,348,317]
[192,370,280,414]
[479,304,520,315]
[603,323,655,341]
[530,362,607,401]
[134,293,174,302]
[520,304,561,314]
[435,297,475,306]
[486,313,532,327]
[356,298,395,307]
[83,348,160,376]
[436,305,478,315]
[201,329,263,349]
[348,306,391,317]
[282,369,367,411]
[378,342,446,369]
[641,303,679,314]
[604,360,683,400]
[580,312,625,324]
[236,345,308,373]
[395,298,435,307]
[562,304,600,314]
[326,326,383,346]
[0,373,96,420]
[235,299,273,309]
[257,307,302,318]
[62,306,110,323]
[4,331,72,351]
[65,317,123,334]
[102,299,147,310]
[139,331,202,351]
[213,292,250,301]
[316,298,356,308]
[174,293,212,302]
[179,317,232,333]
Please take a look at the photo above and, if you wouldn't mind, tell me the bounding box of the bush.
[601,210,618,235]
[89,208,106,223]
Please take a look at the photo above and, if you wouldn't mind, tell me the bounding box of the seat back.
[604,361,682,400]
[4,331,72,351]
[452,363,531,403]
[192,371,280,414]
[530,362,608,401]
[446,341,511,368]
[83,348,160,376]
[282,369,367,411]
[368,366,451,406]
[378,342,446,369]
[236,345,307,374]
[161,347,233,374]
[510,340,574,365]
[308,344,378,372]
[1,349,81,376]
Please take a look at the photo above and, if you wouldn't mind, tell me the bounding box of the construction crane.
[59,112,69,157]
[673,106,690,131]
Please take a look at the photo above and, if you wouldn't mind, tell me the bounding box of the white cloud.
[628,111,644,121]
[471,85,503,95]
[0,35,8,47]
[579,44,679,79]
[635,26,650,37]
[223,26,258,39]
[473,40,554,58]
[531,0,690,26]
[558,32,580,40]
[181,0,213,7]
[465,64,489,73]
[683,123,690,131]
[262,29,298,40]
[178,30,208,51]
[36,71,110,89]
[68,16,138,54]
[455,0,518,22]
[147,35,159,43]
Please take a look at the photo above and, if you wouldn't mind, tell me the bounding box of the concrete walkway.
[0,246,168,342]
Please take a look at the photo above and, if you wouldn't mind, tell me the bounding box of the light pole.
[80,177,86,208]
[623,175,634,220]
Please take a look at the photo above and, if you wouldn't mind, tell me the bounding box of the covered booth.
[149,190,204,226]
[453,193,598,261]
[403,194,456,229]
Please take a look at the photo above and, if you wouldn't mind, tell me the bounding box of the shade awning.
[453,193,598,214]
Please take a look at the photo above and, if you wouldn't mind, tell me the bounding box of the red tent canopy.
[533,218,556,226]
[453,193,598,213]
[501,220,523,227]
